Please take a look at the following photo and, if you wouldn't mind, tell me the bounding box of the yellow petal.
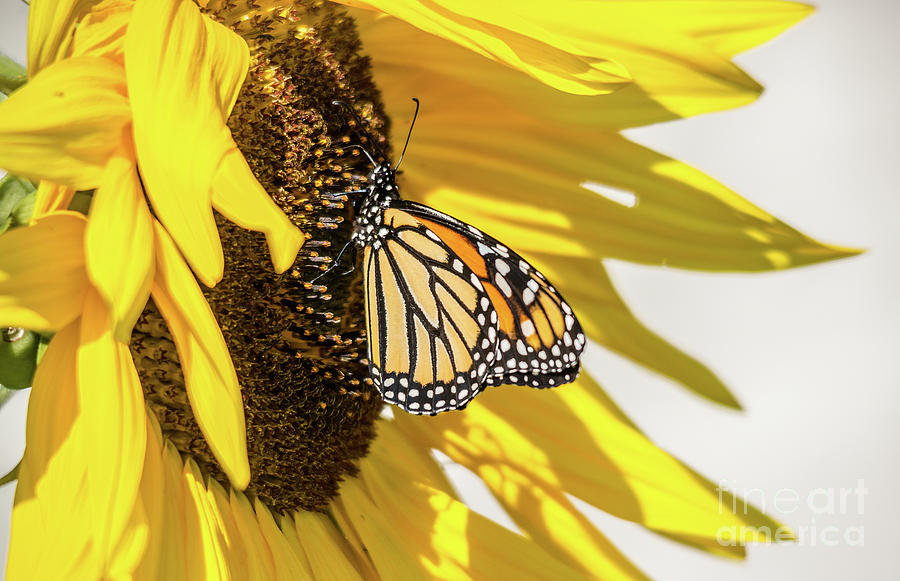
[202,14,250,118]
[402,375,788,548]
[230,491,278,580]
[85,145,155,341]
[643,1,814,59]
[0,212,89,331]
[353,4,775,128]
[182,459,231,579]
[125,0,251,286]
[390,415,648,579]
[76,289,147,568]
[150,221,250,488]
[31,181,75,220]
[336,0,631,96]
[0,56,130,190]
[107,494,150,580]
[401,130,859,271]
[211,150,304,274]
[131,415,167,581]
[533,257,740,407]
[207,480,252,581]
[254,499,314,579]
[26,0,95,75]
[292,511,368,581]
[341,428,593,580]
[70,0,135,64]
[142,442,192,580]
[6,321,100,580]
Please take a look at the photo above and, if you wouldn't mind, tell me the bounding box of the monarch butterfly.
[326,100,586,415]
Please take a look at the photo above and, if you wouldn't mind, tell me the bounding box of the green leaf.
[0,174,36,234]
[0,53,26,96]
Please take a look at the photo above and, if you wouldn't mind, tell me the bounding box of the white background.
[1,0,897,578]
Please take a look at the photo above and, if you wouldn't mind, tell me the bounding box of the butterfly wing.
[363,207,500,414]
[398,201,586,390]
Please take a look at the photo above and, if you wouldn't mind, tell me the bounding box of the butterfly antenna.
[331,100,387,163]
[395,97,420,171]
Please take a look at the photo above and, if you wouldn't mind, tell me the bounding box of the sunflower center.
[130,1,387,513]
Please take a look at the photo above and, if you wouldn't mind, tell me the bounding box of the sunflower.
[0,0,856,579]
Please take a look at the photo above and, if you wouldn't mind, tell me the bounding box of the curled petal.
[212,150,304,274]
[150,221,250,488]
[70,0,135,63]
[0,57,130,190]
[26,0,95,75]
[85,145,155,341]
[337,0,631,95]
[31,181,75,221]
[125,0,251,286]
[0,212,89,331]
[356,3,812,130]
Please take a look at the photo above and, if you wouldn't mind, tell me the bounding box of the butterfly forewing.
[363,208,500,414]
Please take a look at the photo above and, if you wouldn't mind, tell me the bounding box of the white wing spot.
[522,288,535,305]
[516,340,527,355]
[495,274,512,298]
[521,320,535,337]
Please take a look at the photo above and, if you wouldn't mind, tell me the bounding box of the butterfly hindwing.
[399,201,586,390]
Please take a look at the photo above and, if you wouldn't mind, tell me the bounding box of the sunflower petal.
[77,290,147,568]
[353,3,784,128]
[0,212,89,331]
[183,459,231,579]
[70,0,134,63]
[26,0,95,75]
[203,14,250,117]
[85,145,155,341]
[343,432,593,580]
[206,480,251,581]
[131,416,168,581]
[537,257,740,407]
[6,321,99,580]
[0,56,129,190]
[336,0,631,96]
[403,376,788,548]
[254,499,314,579]
[401,129,858,271]
[293,511,368,581]
[31,181,75,221]
[150,221,250,488]
[147,443,193,580]
[230,491,277,580]
[125,0,250,286]
[393,417,649,579]
[211,150,304,274]
[646,1,814,59]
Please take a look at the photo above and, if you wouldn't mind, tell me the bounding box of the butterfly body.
[350,162,586,415]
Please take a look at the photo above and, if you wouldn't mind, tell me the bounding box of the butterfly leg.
[310,239,357,283]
